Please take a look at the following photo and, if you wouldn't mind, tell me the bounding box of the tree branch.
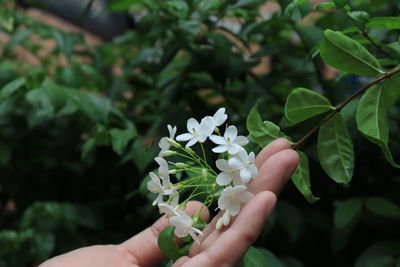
[292,67,400,150]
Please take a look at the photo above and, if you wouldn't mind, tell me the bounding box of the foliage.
[0,0,400,266]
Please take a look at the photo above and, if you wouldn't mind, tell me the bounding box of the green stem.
[292,67,400,150]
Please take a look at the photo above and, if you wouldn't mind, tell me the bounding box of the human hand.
[40,138,298,267]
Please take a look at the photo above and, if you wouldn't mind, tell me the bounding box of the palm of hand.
[40,139,298,267]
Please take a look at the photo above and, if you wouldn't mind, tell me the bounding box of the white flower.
[228,149,258,183]
[211,107,227,128]
[218,186,253,216]
[176,116,214,147]
[158,125,177,156]
[169,215,203,243]
[147,172,177,206]
[210,125,248,154]
[158,195,184,218]
[215,159,244,186]
[155,157,170,178]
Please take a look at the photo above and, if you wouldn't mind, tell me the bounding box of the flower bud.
[160,150,177,157]
[202,169,208,180]
[215,217,223,230]
[175,162,188,169]
[167,138,181,148]
[169,169,178,174]
[185,147,195,154]
[222,211,231,226]
[214,127,220,134]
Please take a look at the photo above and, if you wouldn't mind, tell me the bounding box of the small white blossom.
[155,157,170,178]
[215,159,244,186]
[158,195,184,218]
[147,172,177,206]
[169,215,203,243]
[158,125,177,156]
[218,186,253,216]
[210,125,248,154]
[176,116,214,147]
[228,149,258,183]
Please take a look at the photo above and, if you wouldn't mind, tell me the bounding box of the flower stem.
[292,67,400,150]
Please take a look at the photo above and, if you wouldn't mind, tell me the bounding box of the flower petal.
[235,136,249,146]
[213,108,227,126]
[216,172,233,186]
[224,125,238,140]
[186,137,198,148]
[212,145,228,153]
[239,191,253,203]
[227,144,241,155]
[176,133,193,141]
[228,202,241,216]
[210,135,226,145]
[216,159,231,172]
[199,116,214,137]
[240,168,252,183]
[187,118,200,133]
[228,157,243,169]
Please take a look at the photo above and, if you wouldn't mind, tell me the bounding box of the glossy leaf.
[318,113,354,184]
[291,152,320,203]
[158,226,188,260]
[365,197,400,219]
[316,2,335,11]
[240,246,283,267]
[320,29,383,76]
[0,77,26,100]
[356,73,400,168]
[284,88,334,125]
[366,17,400,30]
[247,103,287,147]
[334,198,363,229]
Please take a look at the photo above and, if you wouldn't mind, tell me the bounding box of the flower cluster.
[147,108,258,243]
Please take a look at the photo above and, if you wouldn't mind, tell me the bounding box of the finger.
[190,148,298,255]
[254,138,290,168]
[183,191,277,267]
[120,201,209,267]
[248,149,299,195]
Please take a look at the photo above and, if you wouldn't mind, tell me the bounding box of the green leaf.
[355,241,400,267]
[284,88,334,125]
[316,2,335,11]
[291,152,320,203]
[365,197,400,219]
[356,73,400,168]
[320,30,383,76]
[0,77,26,100]
[130,139,159,172]
[109,128,137,156]
[347,11,370,26]
[91,125,110,146]
[334,198,363,229]
[240,247,283,267]
[158,226,188,260]
[4,28,32,54]
[318,113,355,184]
[81,138,96,160]
[283,0,307,19]
[247,103,287,148]
[366,17,400,30]
[333,0,348,9]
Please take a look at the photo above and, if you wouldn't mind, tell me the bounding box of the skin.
[40,138,299,267]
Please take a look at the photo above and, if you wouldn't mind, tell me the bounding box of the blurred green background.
[0,0,399,266]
